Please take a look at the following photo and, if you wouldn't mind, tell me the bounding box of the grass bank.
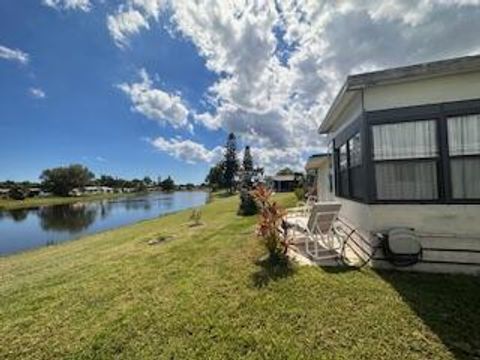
[0,193,479,359]
[0,192,141,210]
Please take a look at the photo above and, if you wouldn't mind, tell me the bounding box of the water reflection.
[39,204,97,234]
[0,191,208,255]
[5,209,29,222]
[123,198,152,211]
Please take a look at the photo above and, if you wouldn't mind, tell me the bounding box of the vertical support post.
[438,105,451,202]
[362,113,375,203]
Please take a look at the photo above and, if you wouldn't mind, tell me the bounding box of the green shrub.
[294,187,305,201]
[237,189,259,216]
[8,186,26,200]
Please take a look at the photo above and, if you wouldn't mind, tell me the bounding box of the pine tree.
[223,133,238,193]
[242,146,253,172]
[237,145,259,216]
[205,161,225,190]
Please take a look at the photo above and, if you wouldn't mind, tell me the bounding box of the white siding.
[338,199,480,237]
[364,71,480,111]
[316,161,334,202]
[337,198,480,274]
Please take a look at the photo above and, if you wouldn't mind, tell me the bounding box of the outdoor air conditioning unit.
[377,227,422,267]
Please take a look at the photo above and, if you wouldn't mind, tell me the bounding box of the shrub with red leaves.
[252,184,288,258]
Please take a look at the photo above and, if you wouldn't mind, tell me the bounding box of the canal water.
[0,191,208,255]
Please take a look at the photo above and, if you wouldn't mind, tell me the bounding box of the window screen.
[348,133,363,198]
[448,114,480,199]
[373,120,439,200]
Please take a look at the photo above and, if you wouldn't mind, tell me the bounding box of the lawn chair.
[285,202,343,260]
[285,195,318,218]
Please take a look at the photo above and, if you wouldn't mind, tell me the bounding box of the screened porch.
[333,99,480,205]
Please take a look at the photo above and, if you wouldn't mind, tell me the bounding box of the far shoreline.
[0,189,210,211]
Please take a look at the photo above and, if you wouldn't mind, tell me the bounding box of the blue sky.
[0,1,220,183]
[2,1,480,183]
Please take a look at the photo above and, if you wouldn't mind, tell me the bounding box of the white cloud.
[167,0,480,167]
[42,0,91,12]
[29,87,46,99]
[193,112,221,131]
[150,136,308,173]
[150,137,223,164]
[95,156,107,162]
[107,8,149,48]
[110,0,480,173]
[118,69,191,130]
[0,45,29,65]
[129,0,167,20]
[107,1,168,47]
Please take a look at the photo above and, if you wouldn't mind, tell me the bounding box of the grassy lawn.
[0,193,479,359]
[0,192,140,210]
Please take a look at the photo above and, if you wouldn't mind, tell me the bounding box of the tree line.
[0,165,181,199]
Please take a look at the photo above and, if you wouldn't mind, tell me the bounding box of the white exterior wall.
[316,161,334,202]
[338,199,480,236]
[364,71,480,111]
[337,198,480,274]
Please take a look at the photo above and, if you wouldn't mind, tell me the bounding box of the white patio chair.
[285,202,343,260]
[285,195,318,219]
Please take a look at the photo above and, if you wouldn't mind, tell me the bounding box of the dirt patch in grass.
[147,234,175,245]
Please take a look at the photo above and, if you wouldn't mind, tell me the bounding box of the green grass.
[1,193,479,359]
[0,192,139,210]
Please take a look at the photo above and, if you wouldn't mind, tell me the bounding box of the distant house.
[271,173,302,192]
[319,54,480,274]
[27,188,42,197]
[70,186,114,196]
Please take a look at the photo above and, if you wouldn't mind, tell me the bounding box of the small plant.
[252,184,288,260]
[189,208,202,226]
[294,187,305,201]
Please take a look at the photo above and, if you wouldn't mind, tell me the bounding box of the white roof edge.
[318,54,480,134]
[318,85,360,134]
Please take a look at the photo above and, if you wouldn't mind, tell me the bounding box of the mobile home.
[319,55,480,274]
[271,173,303,192]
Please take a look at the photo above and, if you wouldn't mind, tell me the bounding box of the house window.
[372,120,439,200]
[335,133,363,200]
[338,144,349,197]
[448,114,480,199]
[348,133,363,199]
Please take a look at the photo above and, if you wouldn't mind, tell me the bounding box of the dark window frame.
[348,133,364,200]
[334,131,364,202]
[332,98,480,205]
[446,114,480,202]
[333,115,363,201]
[371,119,441,202]
[338,143,350,198]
